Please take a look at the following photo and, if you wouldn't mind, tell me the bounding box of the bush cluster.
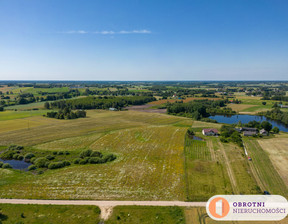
[0,145,24,160]
[220,125,243,147]
[0,162,12,169]
[74,150,116,165]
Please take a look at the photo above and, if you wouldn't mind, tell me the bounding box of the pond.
[0,159,32,170]
[209,114,288,132]
[193,136,204,141]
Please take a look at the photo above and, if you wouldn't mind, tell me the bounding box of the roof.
[202,128,219,134]
[260,129,267,133]
[243,131,256,136]
[241,127,258,132]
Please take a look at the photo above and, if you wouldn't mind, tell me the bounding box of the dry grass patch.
[257,137,288,187]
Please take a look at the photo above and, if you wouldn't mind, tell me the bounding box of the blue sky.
[0,0,287,80]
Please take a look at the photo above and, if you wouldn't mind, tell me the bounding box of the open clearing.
[0,110,192,201]
[257,134,288,187]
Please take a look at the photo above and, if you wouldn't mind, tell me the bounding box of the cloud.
[119,30,151,34]
[60,29,151,35]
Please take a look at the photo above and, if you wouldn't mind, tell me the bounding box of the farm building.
[260,129,268,136]
[109,108,117,111]
[202,129,219,136]
[240,127,258,133]
[243,131,257,136]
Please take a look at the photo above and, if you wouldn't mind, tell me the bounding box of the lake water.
[209,114,288,132]
[0,159,32,170]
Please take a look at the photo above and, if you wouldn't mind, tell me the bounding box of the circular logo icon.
[208,197,230,218]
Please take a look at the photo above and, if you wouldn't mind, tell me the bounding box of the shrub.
[57,151,64,155]
[79,158,89,165]
[88,157,102,164]
[187,128,195,137]
[102,154,116,163]
[34,157,49,168]
[0,162,3,168]
[64,151,70,155]
[73,158,80,164]
[48,161,65,169]
[13,154,19,160]
[30,157,37,164]
[0,150,16,159]
[63,160,71,166]
[52,151,57,155]
[90,151,103,158]
[46,155,55,160]
[24,153,35,160]
[28,165,37,171]
[79,149,92,158]
[220,137,228,143]
[18,155,24,160]
[8,145,24,151]
[2,163,12,169]
[272,126,279,134]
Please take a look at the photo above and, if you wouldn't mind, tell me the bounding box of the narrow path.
[218,141,239,194]
[207,139,216,161]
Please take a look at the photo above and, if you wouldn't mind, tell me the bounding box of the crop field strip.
[0,111,192,201]
[221,142,261,195]
[184,132,233,201]
[244,138,288,198]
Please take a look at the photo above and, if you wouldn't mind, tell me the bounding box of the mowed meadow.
[0,110,192,200]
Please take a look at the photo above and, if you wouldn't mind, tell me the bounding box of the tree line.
[48,96,156,110]
[166,100,235,120]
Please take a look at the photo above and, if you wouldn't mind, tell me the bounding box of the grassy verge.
[106,206,185,224]
[0,204,100,224]
[184,207,288,224]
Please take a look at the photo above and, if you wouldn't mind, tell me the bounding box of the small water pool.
[0,159,32,170]
[192,136,204,141]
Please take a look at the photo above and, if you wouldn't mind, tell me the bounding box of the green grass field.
[106,206,185,224]
[0,204,100,224]
[5,102,48,110]
[22,87,70,95]
[184,132,233,201]
[0,110,48,121]
[0,110,192,201]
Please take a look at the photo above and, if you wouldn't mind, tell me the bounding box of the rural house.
[260,129,268,136]
[202,129,219,136]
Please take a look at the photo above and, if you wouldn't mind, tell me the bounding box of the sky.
[0,0,287,81]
